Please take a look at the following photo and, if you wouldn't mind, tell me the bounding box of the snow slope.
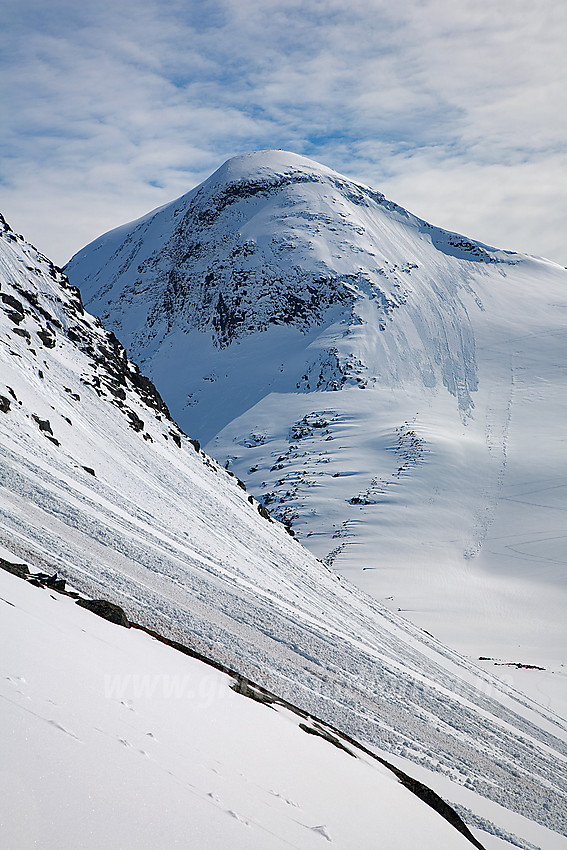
[1,214,567,847]
[1,565,480,850]
[65,151,567,710]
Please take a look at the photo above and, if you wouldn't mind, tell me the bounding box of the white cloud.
[1,0,566,265]
[377,151,567,262]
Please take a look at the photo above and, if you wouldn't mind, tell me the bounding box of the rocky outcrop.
[75,597,130,627]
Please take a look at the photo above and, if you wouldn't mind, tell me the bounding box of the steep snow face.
[65,152,567,707]
[3,216,567,845]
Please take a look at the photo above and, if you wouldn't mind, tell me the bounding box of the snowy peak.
[65,150,506,345]
[66,149,402,349]
[65,150,517,428]
[182,149,391,219]
[188,148,502,263]
[203,149,347,182]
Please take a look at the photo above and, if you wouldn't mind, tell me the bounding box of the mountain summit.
[66,150,508,426]
[65,152,567,700]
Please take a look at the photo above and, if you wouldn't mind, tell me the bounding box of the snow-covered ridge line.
[0,213,176,431]
[2,214,567,844]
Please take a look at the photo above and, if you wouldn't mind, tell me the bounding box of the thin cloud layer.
[1,0,565,264]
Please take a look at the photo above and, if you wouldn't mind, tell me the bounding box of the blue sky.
[1,0,566,265]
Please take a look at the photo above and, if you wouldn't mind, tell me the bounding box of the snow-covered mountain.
[65,150,567,713]
[2,216,567,846]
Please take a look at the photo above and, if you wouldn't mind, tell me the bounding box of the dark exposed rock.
[0,557,29,579]
[316,724,487,850]
[43,573,67,592]
[212,291,245,347]
[0,213,13,233]
[66,326,83,343]
[257,503,273,522]
[83,327,173,420]
[127,362,171,417]
[37,329,56,348]
[388,768,486,849]
[17,288,39,308]
[32,414,53,435]
[1,292,25,314]
[82,466,96,476]
[299,722,356,756]
[0,219,181,451]
[12,328,31,341]
[126,410,144,432]
[76,598,131,628]
[0,395,10,413]
[230,678,277,705]
[106,382,126,401]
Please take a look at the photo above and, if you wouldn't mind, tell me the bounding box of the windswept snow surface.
[1,215,567,846]
[0,566,479,850]
[65,151,567,713]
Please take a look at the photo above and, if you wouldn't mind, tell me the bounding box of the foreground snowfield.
[65,151,567,713]
[1,215,566,847]
[1,565,480,850]
[2,563,566,850]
